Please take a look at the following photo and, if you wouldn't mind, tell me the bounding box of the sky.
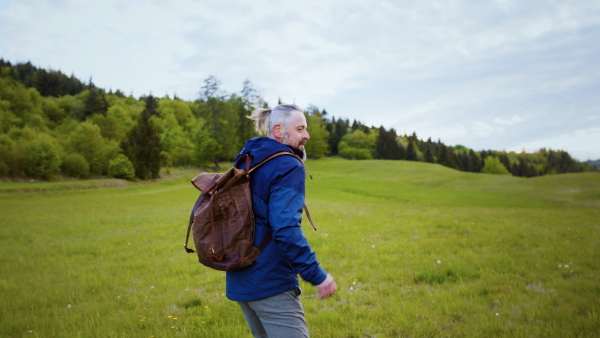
[1,0,599,161]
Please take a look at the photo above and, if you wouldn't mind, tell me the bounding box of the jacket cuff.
[309,268,328,286]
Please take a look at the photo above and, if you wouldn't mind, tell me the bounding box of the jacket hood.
[235,137,304,168]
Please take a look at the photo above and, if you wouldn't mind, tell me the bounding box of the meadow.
[0,158,598,337]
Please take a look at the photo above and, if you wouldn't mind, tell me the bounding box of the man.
[228,104,337,337]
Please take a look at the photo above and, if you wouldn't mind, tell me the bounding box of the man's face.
[280,110,310,151]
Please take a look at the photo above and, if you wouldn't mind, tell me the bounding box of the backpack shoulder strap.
[248,151,296,173]
[248,150,313,179]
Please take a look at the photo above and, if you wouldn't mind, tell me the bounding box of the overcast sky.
[1,0,599,161]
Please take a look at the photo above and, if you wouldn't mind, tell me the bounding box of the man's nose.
[303,130,310,140]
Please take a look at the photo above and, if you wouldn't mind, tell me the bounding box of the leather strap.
[183,193,204,253]
[303,204,317,231]
[258,233,272,251]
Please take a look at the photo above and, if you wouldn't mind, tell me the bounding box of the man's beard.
[281,133,307,162]
[299,140,307,161]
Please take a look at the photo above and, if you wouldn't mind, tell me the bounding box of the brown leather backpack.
[184,151,316,271]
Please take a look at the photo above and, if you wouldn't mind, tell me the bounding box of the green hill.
[0,159,598,337]
[307,158,600,208]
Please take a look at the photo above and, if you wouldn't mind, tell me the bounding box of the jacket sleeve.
[267,159,328,286]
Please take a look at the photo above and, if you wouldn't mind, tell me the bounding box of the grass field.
[1,158,599,337]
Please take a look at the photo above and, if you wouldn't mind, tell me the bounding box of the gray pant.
[237,288,309,338]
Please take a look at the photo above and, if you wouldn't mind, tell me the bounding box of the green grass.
[1,158,599,337]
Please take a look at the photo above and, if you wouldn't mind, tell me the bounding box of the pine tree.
[424,143,435,163]
[328,117,349,155]
[141,94,159,116]
[469,150,482,172]
[375,127,403,160]
[130,108,162,179]
[81,80,108,120]
[437,144,457,169]
[406,139,417,161]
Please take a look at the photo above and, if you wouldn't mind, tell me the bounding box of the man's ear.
[273,124,283,140]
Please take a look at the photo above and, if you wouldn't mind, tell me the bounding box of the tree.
[62,153,90,178]
[481,156,510,175]
[128,108,162,179]
[328,117,349,155]
[108,154,135,180]
[80,80,108,120]
[154,98,196,166]
[375,126,402,160]
[68,121,119,176]
[90,114,125,141]
[234,96,256,145]
[469,149,482,172]
[0,134,15,176]
[338,129,373,160]
[197,76,239,167]
[406,139,418,161]
[424,142,435,163]
[305,109,330,159]
[193,124,220,168]
[24,133,63,179]
[238,79,261,142]
[42,97,68,126]
[437,143,457,169]
[140,94,159,117]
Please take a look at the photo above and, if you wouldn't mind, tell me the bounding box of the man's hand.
[316,274,337,298]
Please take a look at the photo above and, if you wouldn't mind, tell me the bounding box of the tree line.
[0,59,595,180]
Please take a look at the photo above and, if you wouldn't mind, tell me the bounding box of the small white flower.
[558,264,562,268]
[352,281,356,285]
[67,304,72,309]
[128,243,131,245]
[564,265,569,268]
[185,289,189,291]
[28,330,33,333]
[349,287,354,291]
[496,313,499,316]
[150,286,155,289]
[436,260,442,264]
[371,245,375,248]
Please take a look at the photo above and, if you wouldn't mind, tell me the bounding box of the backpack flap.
[191,172,222,193]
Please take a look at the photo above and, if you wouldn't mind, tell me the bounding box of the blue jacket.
[226,137,327,301]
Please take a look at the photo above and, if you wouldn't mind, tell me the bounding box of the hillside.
[307,158,600,208]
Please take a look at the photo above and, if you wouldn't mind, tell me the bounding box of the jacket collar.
[235,137,305,168]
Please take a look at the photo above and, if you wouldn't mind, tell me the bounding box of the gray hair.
[247,104,303,136]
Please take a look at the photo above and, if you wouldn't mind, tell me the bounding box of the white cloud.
[494,115,522,126]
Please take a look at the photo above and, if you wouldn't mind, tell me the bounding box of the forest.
[0,59,596,180]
